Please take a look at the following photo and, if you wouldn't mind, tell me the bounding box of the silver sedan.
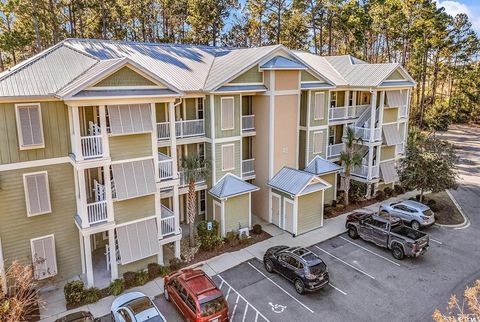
[379,200,435,230]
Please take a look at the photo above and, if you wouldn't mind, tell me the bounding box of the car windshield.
[127,297,154,315]
[308,262,326,275]
[423,209,434,216]
[144,317,165,322]
[200,295,227,317]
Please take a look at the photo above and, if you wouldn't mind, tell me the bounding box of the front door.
[271,194,281,227]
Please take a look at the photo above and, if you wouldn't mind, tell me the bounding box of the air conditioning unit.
[238,227,250,238]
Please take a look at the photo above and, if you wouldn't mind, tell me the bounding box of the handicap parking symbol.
[269,302,287,313]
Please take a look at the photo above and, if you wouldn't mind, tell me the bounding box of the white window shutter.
[107,104,152,135]
[16,104,44,148]
[222,144,235,170]
[313,132,324,154]
[24,172,51,216]
[221,98,234,130]
[31,235,57,280]
[111,159,156,200]
[314,93,325,120]
[116,218,159,265]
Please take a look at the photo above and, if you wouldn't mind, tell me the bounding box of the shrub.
[123,271,137,288]
[197,220,223,251]
[349,181,366,203]
[427,199,437,207]
[324,206,334,217]
[335,204,345,211]
[169,258,185,271]
[415,194,421,201]
[331,200,337,207]
[376,190,385,201]
[148,263,162,280]
[109,279,125,296]
[225,231,238,246]
[83,287,100,304]
[384,187,394,198]
[64,280,85,305]
[394,184,405,195]
[239,234,249,245]
[135,270,149,286]
[160,266,171,277]
[252,224,262,235]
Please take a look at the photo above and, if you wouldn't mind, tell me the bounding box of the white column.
[173,185,180,234]
[155,192,163,240]
[352,91,357,107]
[369,91,377,134]
[103,165,114,222]
[108,228,118,281]
[99,105,109,158]
[168,102,178,178]
[378,91,385,130]
[367,146,374,180]
[151,103,159,180]
[84,234,94,287]
[0,236,7,294]
[77,169,89,228]
[79,231,86,275]
[344,90,350,118]
[174,240,181,259]
[179,194,185,223]
[71,106,83,161]
[157,247,164,266]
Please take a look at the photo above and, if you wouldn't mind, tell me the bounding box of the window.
[330,92,337,108]
[15,103,44,149]
[118,309,132,322]
[348,92,353,106]
[107,104,152,135]
[186,295,197,313]
[221,144,235,171]
[312,131,324,154]
[221,97,234,130]
[199,190,206,214]
[328,127,335,145]
[23,171,51,216]
[314,93,325,120]
[111,159,156,200]
[196,98,204,119]
[30,235,57,280]
[198,143,205,161]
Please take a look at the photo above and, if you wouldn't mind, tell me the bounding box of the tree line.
[0,0,479,127]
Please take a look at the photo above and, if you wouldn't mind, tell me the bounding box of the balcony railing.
[351,164,380,179]
[157,119,205,140]
[80,135,103,159]
[328,105,369,121]
[399,105,408,119]
[242,158,255,178]
[158,153,174,181]
[87,200,107,225]
[396,143,405,155]
[178,169,206,188]
[242,115,255,131]
[348,126,382,142]
[160,205,176,237]
[327,143,345,158]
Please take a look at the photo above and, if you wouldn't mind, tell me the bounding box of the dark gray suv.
[263,246,329,294]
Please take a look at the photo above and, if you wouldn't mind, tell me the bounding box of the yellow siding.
[94,67,156,87]
[297,190,324,235]
[109,133,152,161]
[319,173,336,205]
[386,69,404,80]
[0,163,80,283]
[156,103,167,123]
[113,194,156,225]
[185,98,197,119]
[381,146,396,161]
[118,255,157,275]
[224,193,250,233]
[0,101,71,164]
[301,71,323,82]
[383,109,398,123]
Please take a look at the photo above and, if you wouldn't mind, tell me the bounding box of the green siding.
[118,255,157,275]
[301,71,323,82]
[214,95,241,138]
[184,98,197,120]
[383,108,398,123]
[224,193,250,233]
[319,172,337,205]
[0,101,71,164]
[0,163,80,283]
[230,66,263,84]
[386,69,404,80]
[298,130,306,169]
[309,90,328,127]
[94,67,156,87]
[109,133,152,161]
[215,141,241,180]
[297,190,323,235]
[113,194,156,225]
[380,146,395,161]
[155,103,167,123]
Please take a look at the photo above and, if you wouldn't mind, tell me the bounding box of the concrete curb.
[434,190,470,229]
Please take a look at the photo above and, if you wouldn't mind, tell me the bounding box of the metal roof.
[300,82,334,89]
[267,167,329,196]
[293,51,347,86]
[304,156,342,175]
[209,173,259,200]
[380,80,416,87]
[72,88,179,99]
[260,56,306,70]
[215,84,267,93]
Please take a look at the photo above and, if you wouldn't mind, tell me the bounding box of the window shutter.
[116,218,159,265]
[112,159,156,200]
[314,93,325,120]
[221,98,234,130]
[107,104,152,135]
[313,132,324,154]
[16,104,44,148]
[222,144,235,170]
[31,235,57,280]
[24,172,51,216]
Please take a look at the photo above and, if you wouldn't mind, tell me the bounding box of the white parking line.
[314,246,376,280]
[430,238,443,245]
[339,236,401,267]
[217,274,270,322]
[242,305,249,322]
[230,294,240,320]
[328,283,347,295]
[247,262,315,314]
[225,285,232,300]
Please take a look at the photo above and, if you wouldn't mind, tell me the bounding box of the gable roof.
[260,56,307,70]
[267,167,330,197]
[304,156,343,175]
[209,173,259,200]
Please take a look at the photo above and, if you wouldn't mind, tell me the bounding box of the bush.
[135,270,149,286]
[349,181,366,202]
[415,194,421,201]
[252,224,262,235]
[427,199,437,207]
[109,279,125,296]
[384,187,394,198]
[394,184,405,195]
[83,287,100,304]
[331,200,337,207]
[376,190,385,201]
[239,234,249,245]
[324,206,334,217]
[64,280,85,305]
[148,263,162,280]
[197,220,223,251]
[335,204,345,211]
[169,258,185,271]
[123,271,137,288]
[225,231,238,246]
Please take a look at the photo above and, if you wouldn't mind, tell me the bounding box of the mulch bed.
[426,191,464,225]
[324,197,382,219]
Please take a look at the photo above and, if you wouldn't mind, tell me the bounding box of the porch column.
[367,146,374,180]
[174,240,181,259]
[157,248,164,266]
[77,169,89,228]
[155,192,163,240]
[365,183,372,198]
[179,194,185,223]
[344,90,350,118]
[0,236,7,294]
[71,106,84,161]
[173,185,181,234]
[168,102,178,178]
[108,228,118,281]
[79,231,86,275]
[378,91,385,130]
[369,90,377,142]
[84,234,94,287]
[99,105,109,158]
[151,103,159,180]
[104,165,114,222]
[352,91,357,107]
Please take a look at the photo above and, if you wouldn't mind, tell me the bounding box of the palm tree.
[340,126,363,206]
[180,153,211,247]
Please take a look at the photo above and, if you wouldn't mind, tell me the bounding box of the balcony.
[399,105,408,119]
[157,119,205,141]
[242,158,255,178]
[158,153,174,181]
[160,205,176,237]
[328,105,369,122]
[178,169,206,188]
[78,123,104,160]
[87,180,107,225]
[351,164,380,179]
[347,126,382,143]
[242,115,255,133]
[327,143,345,159]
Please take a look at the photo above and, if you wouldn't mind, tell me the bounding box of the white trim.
[114,215,157,228]
[268,71,275,178]
[221,143,235,171]
[30,234,57,280]
[265,89,299,96]
[220,96,235,131]
[271,192,281,227]
[296,72,300,169]
[210,95,216,183]
[309,125,329,131]
[15,103,45,150]
[225,82,264,86]
[0,156,70,171]
[248,192,252,228]
[109,155,154,165]
[214,136,242,143]
[86,85,164,91]
[221,200,226,237]
[23,171,52,217]
[320,190,325,227]
[0,236,6,293]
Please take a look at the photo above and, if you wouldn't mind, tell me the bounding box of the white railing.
[158,153,173,180]
[371,165,380,178]
[160,205,175,236]
[93,180,106,202]
[80,135,103,159]
[89,121,101,135]
[348,126,382,142]
[327,143,345,158]
[351,164,380,179]
[157,122,170,140]
[175,119,205,138]
[396,143,405,155]
[329,105,370,121]
[399,105,408,119]
[87,200,107,224]
[178,169,206,187]
[242,159,255,177]
[242,115,255,131]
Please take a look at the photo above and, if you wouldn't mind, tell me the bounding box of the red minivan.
[164,269,229,322]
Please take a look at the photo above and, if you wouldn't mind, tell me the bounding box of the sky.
[436,0,480,33]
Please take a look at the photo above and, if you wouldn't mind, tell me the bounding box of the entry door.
[271,194,281,227]
[214,201,222,235]
[284,199,294,234]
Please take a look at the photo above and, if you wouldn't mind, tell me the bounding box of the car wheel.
[164,288,170,302]
[411,220,421,230]
[348,226,359,239]
[294,279,306,295]
[392,245,404,260]
[264,259,274,273]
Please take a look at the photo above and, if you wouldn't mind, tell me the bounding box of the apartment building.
[0,39,414,289]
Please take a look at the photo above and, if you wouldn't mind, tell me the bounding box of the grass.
[426,191,464,225]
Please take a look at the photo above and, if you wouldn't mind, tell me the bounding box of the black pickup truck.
[345,212,430,260]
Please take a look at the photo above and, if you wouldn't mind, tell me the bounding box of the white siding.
[23,171,51,216]
[15,103,44,149]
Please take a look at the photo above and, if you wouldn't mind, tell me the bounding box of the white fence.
[157,119,205,140]
[160,205,175,236]
[327,143,345,158]
[399,105,408,119]
[87,200,108,224]
[328,105,369,121]
[178,169,206,187]
[351,164,380,179]
[158,153,173,180]
[349,126,382,142]
[80,135,103,159]
[242,115,255,131]
[242,159,255,177]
